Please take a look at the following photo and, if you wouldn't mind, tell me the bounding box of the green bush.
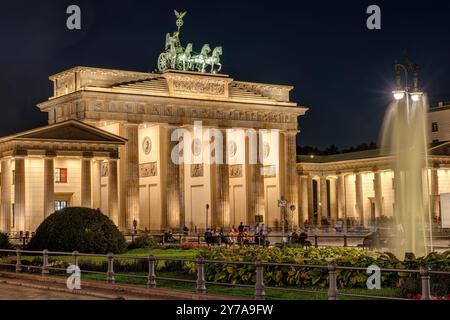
[0,233,13,250]
[128,233,157,250]
[27,207,126,254]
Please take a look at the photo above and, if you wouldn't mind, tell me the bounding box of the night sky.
[1,0,450,149]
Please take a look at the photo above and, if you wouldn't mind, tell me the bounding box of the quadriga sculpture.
[157,11,223,74]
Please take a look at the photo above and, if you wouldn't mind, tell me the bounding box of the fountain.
[380,57,433,259]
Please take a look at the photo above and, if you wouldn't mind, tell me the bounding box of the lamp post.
[392,54,423,103]
[205,204,210,232]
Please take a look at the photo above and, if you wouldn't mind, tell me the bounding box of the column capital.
[282,130,299,137]
[82,152,94,159]
[45,150,57,158]
[13,149,28,158]
[123,122,140,128]
[109,152,119,160]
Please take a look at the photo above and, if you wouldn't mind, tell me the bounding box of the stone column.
[108,156,119,226]
[213,129,230,228]
[246,130,265,226]
[300,175,309,226]
[166,126,182,229]
[337,173,346,220]
[329,177,338,224]
[14,152,26,232]
[374,170,383,218]
[92,160,102,210]
[430,167,440,219]
[355,172,364,226]
[120,124,140,230]
[179,157,185,230]
[81,154,92,208]
[0,159,11,233]
[43,153,55,218]
[307,176,314,223]
[320,176,328,223]
[284,131,299,226]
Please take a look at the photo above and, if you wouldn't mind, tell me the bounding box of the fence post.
[343,235,348,247]
[42,250,49,275]
[314,235,318,248]
[106,253,115,284]
[196,257,206,294]
[254,261,266,300]
[147,255,157,288]
[198,234,201,245]
[72,251,79,267]
[327,264,338,300]
[15,249,22,273]
[420,267,432,300]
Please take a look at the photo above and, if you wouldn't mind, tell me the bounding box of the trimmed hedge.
[27,207,126,254]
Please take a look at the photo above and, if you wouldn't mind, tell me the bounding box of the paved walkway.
[0,282,101,300]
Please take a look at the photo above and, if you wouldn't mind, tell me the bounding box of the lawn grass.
[1,248,200,265]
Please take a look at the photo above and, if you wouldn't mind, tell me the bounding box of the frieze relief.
[229,165,243,178]
[140,162,158,178]
[191,164,204,177]
[101,162,109,177]
[172,77,226,96]
[262,165,277,178]
[79,99,297,125]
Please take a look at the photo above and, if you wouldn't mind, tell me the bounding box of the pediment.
[13,120,126,144]
[429,141,450,156]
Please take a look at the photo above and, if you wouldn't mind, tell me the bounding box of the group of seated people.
[163,230,179,243]
[289,230,312,247]
[203,222,270,247]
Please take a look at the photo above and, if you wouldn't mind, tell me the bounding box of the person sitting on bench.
[299,232,311,247]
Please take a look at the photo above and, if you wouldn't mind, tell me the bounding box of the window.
[432,122,439,133]
[54,200,68,211]
[12,170,15,185]
[55,168,68,183]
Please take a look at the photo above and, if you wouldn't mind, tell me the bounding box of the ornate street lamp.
[393,54,423,102]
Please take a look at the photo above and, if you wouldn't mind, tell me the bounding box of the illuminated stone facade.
[3,66,448,234]
[296,137,450,227]
[17,67,307,233]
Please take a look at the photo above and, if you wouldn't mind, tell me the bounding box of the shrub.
[128,233,157,250]
[27,207,126,254]
[0,233,13,250]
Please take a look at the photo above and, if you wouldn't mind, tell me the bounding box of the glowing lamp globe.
[393,91,405,100]
[411,93,422,102]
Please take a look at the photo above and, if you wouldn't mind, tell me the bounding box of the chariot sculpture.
[157,10,223,74]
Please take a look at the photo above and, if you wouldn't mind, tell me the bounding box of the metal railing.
[0,248,448,300]
[147,232,450,250]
